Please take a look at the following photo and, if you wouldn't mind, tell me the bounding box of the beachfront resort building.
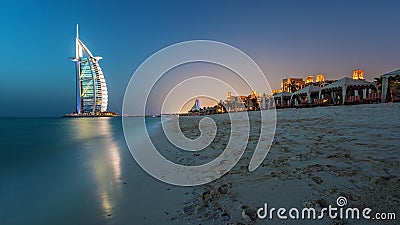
[190,99,201,112]
[305,74,337,88]
[280,75,335,93]
[352,69,365,80]
[306,76,314,84]
[315,74,325,82]
[281,78,306,93]
[70,25,108,115]
[272,89,282,95]
[187,99,219,115]
[245,91,262,110]
[218,91,268,112]
[220,92,246,112]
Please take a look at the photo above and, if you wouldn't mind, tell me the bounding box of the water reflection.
[71,118,121,218]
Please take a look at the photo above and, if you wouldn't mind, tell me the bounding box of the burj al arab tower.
[70,24,108,115]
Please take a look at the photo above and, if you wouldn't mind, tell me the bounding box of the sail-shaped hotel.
[70,25,108,115]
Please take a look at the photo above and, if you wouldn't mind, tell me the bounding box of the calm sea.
[0,117,190,225]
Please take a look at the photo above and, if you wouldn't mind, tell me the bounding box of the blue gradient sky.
[0,0,399,116]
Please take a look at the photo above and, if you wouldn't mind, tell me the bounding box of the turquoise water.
[0,117,190,225]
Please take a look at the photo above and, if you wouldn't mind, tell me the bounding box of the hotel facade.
[70,25,108,115]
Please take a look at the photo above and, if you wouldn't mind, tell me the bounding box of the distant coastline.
[63,112,120,118]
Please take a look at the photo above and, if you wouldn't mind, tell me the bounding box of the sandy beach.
[160,103,400,224]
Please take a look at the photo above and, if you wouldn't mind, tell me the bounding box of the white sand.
[163,103,400,224]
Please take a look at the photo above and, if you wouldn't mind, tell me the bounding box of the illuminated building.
[260,93,267,110]
[70,24,108,114]
[246,90,261,110]
[190,99,201,112]
[281,77,305,93]
[316,74,325,82]
[222,92,246,112]
[312,73,336,88]
[306,76,314,84]
[352,69,365,80]
[277,74,333,94]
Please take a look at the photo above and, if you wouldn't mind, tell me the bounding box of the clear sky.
[1,0,399,116]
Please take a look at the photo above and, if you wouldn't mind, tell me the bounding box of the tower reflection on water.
[71,118,121,218]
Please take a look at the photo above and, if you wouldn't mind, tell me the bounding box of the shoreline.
[2,104,399,224]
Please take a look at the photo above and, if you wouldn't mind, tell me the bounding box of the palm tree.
[251,97,260,110]
[289,80,299,93]
[217,102,226,113]
[374,77,382,92]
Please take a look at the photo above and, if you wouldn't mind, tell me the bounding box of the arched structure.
[70,24,108,114]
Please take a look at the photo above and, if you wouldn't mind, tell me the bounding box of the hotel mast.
[70,24,108,115]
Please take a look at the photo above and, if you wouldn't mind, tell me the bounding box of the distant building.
[306,76,314,84]
[316,74,325,82]
[246,91,261,110]
[307,73,335,88]
[352,69,365,80]
[273,89,282,95]
[276,74,334,94]
[188,98,219,115]
[221,92,246,112]
[281,77,305,93]
[314,79,337,87]
[189,99,201,112]
[260,93,268,110]
[70,24,108,115]
[221,91,263,112]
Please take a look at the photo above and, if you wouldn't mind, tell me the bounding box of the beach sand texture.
[164,103,400,224]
